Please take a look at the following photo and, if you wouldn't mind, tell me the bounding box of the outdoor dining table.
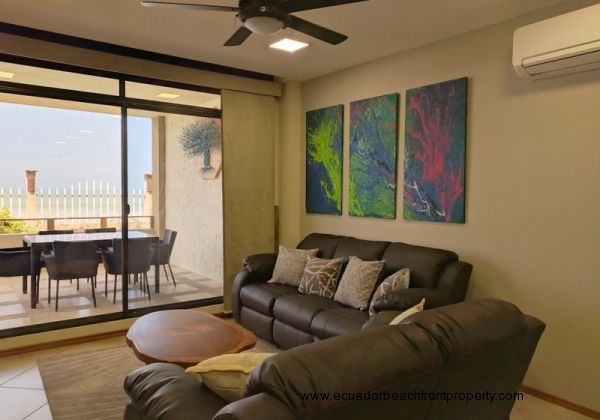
[22,230,160,309]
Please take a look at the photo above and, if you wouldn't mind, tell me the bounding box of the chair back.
[51,241,99,279]
[85,228,117,233]
[163,229,177,258]
[0,247,31,277]
[112,238,154,274]
[38,230,74,236]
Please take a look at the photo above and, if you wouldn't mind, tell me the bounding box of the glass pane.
[0,93,122,330]
[0,61,119,95]
[126,108,223,311]
[126,81,221,108]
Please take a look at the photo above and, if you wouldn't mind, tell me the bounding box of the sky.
[0,102,152,192]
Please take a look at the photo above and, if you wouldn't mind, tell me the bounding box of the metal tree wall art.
[179,119,221,172]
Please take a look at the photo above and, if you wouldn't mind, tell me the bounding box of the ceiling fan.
[141,0,369,46]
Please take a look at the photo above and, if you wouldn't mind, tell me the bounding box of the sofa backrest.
[297,233,459,290]
[242,299,545,420]
[381,242,457,289]
[297,233,344,259]
[332,237,390,261]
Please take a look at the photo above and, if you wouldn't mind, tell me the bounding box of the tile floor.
[0,265,223,331]
[0,333,593,420]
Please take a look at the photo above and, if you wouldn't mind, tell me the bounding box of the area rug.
[38,346,144,420]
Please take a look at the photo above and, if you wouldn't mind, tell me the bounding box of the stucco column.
[143,173,153,216]
[25,169,37,218]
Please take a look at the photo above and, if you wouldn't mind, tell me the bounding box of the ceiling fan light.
[244,16,284,35]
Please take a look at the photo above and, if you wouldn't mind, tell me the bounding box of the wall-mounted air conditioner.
[513,3,600,79]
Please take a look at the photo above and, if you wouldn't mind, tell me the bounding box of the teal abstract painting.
[306,105,343,215]
[349,94,398,219]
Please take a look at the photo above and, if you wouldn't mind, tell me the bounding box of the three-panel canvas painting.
[306,77,468,224]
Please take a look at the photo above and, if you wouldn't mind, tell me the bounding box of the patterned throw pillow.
[268,245,318,287]
[298,256,344,299]
[333,256,385,310]
[368,268,410,317]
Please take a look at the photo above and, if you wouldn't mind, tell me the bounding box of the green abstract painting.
[306,105,343,215]
[349,93,398,219]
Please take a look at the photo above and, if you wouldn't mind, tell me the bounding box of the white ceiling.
[0,0,583,81]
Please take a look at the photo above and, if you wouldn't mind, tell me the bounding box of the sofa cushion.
[332,237,390,261]
[268,245,318,287]
[185,353,275,402]
[311,308,370,339]
[298,256,343,299]
[124,363,227,420]
[369,268,410,316]
[334,257,385,310]
[273,294,343,332]
[297,233,345,258]
[240,284,299,316]
[381,242,457,289]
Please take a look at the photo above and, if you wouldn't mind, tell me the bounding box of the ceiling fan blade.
[289,15,348,45]
[141,1,239,12]
[278,0,368,13]
[224,26,253,46]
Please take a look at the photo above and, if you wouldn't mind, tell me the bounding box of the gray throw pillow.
[268,245,318,287]
[334,256,385,310]
[368,268,410,317]
[298,256,344,299]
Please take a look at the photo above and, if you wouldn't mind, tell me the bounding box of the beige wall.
[277,82,303,247]
[278,4,600,411]
[222,90,277,310]
[164,114,224,281]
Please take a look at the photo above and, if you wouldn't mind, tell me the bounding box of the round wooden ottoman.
[126,309,256,368]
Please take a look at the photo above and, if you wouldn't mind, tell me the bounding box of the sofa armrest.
[371,288,451,314]
[124,363,226,420]
[435,261,472,303]
[213,393,295,420]
[232,253,277,323]
[242,253,278,276]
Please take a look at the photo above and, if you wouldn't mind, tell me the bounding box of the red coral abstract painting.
[403,77,467,223]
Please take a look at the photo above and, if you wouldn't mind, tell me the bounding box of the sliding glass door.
[124,103,223,312]
[0,59,223,336]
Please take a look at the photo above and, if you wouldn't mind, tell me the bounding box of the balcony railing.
[0,215,154,234]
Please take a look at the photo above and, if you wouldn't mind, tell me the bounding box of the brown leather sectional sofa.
[123,234,546,419]
[233,233,473,348]
[124,299,545,420]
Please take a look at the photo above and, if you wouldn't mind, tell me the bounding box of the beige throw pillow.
[298,256,344,299]
[185,353,275,402]
[389,298,425,325]
[333,257,385,310]
[268,245,318,287]
[368,268,410,317]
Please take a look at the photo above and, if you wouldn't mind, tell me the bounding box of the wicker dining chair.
[84,228,117,233]
[101,238,154,303]
[42,241,99,311]
[35,229,77,293]
[38,230,75,236]
[151,229,178,286]
[0,247,31,294]
[84,227,117,268]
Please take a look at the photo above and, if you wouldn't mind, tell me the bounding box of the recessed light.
[79,129,93,134]
[53,141,67,144]
[0,71,14,79]
[156,93,180,99]
[269,38,309,53]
